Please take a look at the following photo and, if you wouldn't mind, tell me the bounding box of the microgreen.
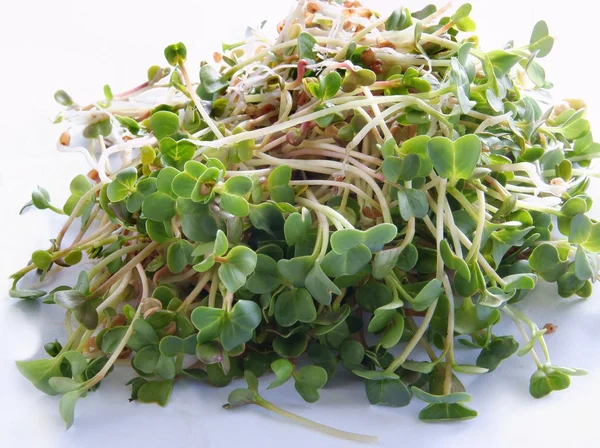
[12,0,600,440]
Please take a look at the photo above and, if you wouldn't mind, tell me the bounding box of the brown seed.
[245,104,258,118]
[371,59,383,74]
[356,8,372,18]
[362,206,383,219]
[59,131,70,146]
[360,47,375,64]
[377,37,396,49]
[342,20,353,31]
[111,314,127,327]
[117,347,132,359]
[543,323,558,334]
[277,19,286,33]
[307,1,320,13]
[355,24,365,33]
[86,337,97,353]
[213,52,223,63]
[87,169,100,182]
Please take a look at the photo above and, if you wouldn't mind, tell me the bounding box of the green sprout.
[11,1,600,442]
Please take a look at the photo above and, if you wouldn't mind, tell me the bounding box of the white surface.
[1,1,600,447]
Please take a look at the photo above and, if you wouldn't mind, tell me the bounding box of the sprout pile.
[11,0,600,441]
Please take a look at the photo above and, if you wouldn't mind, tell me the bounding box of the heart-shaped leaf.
[268,359,294,389]
[218,246,257,293]
[274,288,317,327]
[305,262,341,305]
[427,135,481,184]
[418,403,478,422]
[294,365,328,403]
[529,367,570,398]
[220,300,262,351]
[365,378,412,407]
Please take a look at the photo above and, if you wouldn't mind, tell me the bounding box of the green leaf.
[365,378,411,407]
[411,387,472,404]
[321,244,372,278]
[529,21,553,58]
[195,341,224,364]
[220,300,262,351]
[150,111,180,140]
[200,65,228,94]
[352,369,399,381]
[16,357,63,395]
[284,209,312,246]
[307,344,337,382]
[569,214,592,244]
[397,187,429,220]
[167,239,194,273]
[502,273,537,293]
[529,367,570,398]
[49,377,81,394]
[305,262,341,305]
[274,288,317,327]
[380,312,405,349]
[137,380,173,406]
[529,243,569,282]
[476,336,519,371]
[356,280,393,312]
[278,256,313,287]
[267,165,295,204]
[164,42,187,66]
[427,135,481,184]
[268,359,294,389]
[321,71,342,100]
[386,7,413,31]
[249,202,285,238]
[294,365,328,403]
[454,298,500,335]
[142,192,176,222]
[146,219,175,243]
[382,154,421,183]
[298,32,317,61]
[59,390,82,429]
[330,224,397,254]
[54,90,74,106]
[339,340,364,371]
[190,307,226,344]
[410,279,442,312]
[178,199,219,243]
[219,246,257,292]
[224,388,256,408]
[83,118,112,139]
[273,333,308,358]
[32,250,53,270]
[246,255,281,294]
[418,403,478,422]
[133,345,161,374]
[100,326,127,354]
[126,178,157,213]
[115,115,140,135]
[159,138,195,167]
[574,245,598,281]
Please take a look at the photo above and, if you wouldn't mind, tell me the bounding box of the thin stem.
[208,269,220,308]
[255,398,377,444]
[386,301,438,373]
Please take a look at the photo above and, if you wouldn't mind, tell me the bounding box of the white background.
[1,1,600,447]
